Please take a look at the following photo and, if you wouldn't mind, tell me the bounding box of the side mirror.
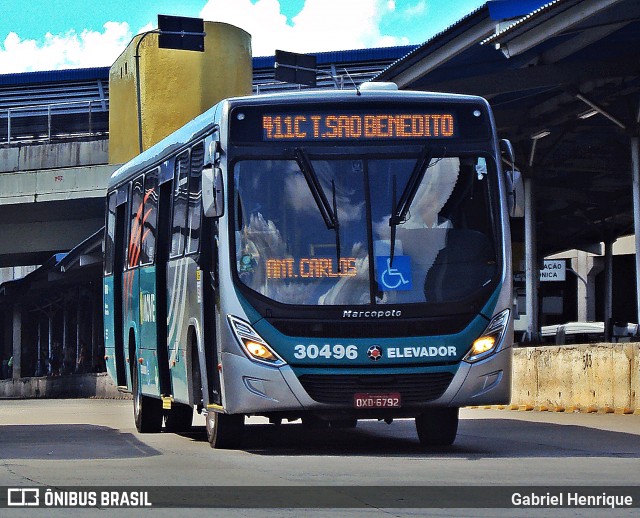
[202,166,225,218]
[500,138,515,165]
[499,139,523,218]
[506,169,524,218]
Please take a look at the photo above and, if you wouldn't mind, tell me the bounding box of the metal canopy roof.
[376,0,640,257]
[0,229,102,308]
[253,45,417,93]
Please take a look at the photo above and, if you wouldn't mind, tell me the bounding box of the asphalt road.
[1,399,639,517]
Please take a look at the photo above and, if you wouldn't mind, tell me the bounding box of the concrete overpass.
[0,138,117,267]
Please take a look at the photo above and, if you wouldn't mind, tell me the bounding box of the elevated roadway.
[0,138,118,266]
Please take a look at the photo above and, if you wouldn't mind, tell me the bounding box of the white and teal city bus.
[103,83,521,448]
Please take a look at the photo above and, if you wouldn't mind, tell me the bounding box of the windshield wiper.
[390,175,398,266]
[331,179,341,269]
[388,145,433,266]
[295,148,342,269]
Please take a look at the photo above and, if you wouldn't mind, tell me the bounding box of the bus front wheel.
[206,411,245,449]
[415,407,459,447]
[301,414,329,429]
[132,364,163,433]
[330,418,358,429]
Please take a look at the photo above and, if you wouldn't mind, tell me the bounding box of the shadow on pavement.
[179,417,640,459]
[0,424,160,460]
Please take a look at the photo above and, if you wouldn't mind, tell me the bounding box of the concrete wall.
[512,343,639,411]
[0,372,127,399]
[0,138,109,173]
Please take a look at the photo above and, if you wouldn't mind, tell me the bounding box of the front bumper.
[219,344,512,415]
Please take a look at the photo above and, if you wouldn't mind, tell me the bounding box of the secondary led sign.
[266,257,357,279]
[262,113,456,141]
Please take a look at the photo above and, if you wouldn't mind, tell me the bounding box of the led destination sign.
[230,103,491,144]
[262,112,456,141]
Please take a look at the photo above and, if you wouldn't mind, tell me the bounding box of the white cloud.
[0,22,133,73]
[404,1,428,17]
[200,0,408,57]
[0,0,411,73]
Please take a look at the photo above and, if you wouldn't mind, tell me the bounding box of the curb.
[468,405,640,415]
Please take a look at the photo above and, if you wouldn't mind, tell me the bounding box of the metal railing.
[253,70,376,94]
[0,99,109,144]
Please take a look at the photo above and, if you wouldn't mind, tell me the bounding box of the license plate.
[353,392,401,408]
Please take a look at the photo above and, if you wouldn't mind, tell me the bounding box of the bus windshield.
[233,151,499,306]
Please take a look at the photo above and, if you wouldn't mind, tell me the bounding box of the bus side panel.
[167,256,202,403]
[139,265,160,396]
[103,276,117,383]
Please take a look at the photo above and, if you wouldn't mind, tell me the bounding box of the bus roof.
[226,86,488,108]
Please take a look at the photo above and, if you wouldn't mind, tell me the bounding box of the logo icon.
[8,488,40,506]
[367,345,383,361]
[376,256,412,291]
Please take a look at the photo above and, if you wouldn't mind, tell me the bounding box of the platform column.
[12,305,21,379]
[524,177,539,341]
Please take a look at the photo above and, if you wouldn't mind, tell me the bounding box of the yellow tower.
[109,21,252,164]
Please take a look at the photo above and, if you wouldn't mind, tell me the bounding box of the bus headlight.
[464,309,510,363]
[228,315,285,366]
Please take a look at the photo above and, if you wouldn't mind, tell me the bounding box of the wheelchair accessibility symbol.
[376,256,413,291]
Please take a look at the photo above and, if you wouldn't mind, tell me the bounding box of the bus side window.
[104,192,117,276]
[186,143,205,254]
[140,168,159,265]
[128,175,144,268]
[171,151,190,258]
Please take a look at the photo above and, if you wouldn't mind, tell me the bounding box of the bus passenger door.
[155,174,173,400]
[112,189,128,387]
[199,140,224,407]
[201,214,222,406]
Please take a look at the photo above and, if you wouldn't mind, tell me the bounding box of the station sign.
[540,259,566,282]
[274,50,317,87]
[158,15,205,52]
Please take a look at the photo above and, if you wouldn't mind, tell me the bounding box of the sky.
[0,0,486,73]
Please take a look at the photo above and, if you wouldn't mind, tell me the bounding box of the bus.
[103,82,521,448]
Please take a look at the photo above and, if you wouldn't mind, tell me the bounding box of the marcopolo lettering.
[343,309,402,318]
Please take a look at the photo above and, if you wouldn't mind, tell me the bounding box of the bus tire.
[206,411,244,449]
[301,414,329,429]
[164,403,193,433]
[415,407,458,447]
[132,363,163,433]
[330,418,357,429]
